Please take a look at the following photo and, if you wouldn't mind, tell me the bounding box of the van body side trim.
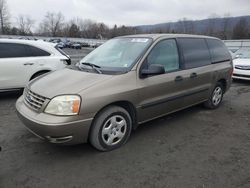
[140,88,209,109]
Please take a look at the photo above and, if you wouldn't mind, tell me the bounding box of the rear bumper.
[16,96,93,145]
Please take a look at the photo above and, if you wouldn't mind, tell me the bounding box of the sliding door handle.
[175,76,183,82]
[190,73,197,78]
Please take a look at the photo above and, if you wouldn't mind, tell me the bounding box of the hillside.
[136,15,250,33]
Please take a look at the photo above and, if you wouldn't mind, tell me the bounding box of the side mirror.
[140,64,165,78]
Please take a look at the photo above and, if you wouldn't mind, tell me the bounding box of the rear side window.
[28,45,50,57]
[206,39,231,63]
[147,39,179,72]
[179,38,211,69]
[0,43,29,58]
[0,43,50,58]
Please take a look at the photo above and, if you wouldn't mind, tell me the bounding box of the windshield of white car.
[79,38,152,71]
[235,48,250,59]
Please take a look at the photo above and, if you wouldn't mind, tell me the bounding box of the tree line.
[0,0,250,40]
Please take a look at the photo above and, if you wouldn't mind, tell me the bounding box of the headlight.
[45,95,81,116]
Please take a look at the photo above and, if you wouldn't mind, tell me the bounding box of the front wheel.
[89,106,132,151]
[204,83,224,109]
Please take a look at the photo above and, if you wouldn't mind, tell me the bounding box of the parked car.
[71,42,82,49]
[57,42,66,49]
[232,48,250,80]
[81,42,90,47]
[16,34,232,151]
[49,39,61,43]
[65,41,73,48]
[0,39,71,92]
[91,42,103,48]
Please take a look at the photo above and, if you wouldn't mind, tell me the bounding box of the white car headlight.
[45,95,81,116]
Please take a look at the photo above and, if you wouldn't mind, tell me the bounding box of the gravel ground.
[0,48,250,188]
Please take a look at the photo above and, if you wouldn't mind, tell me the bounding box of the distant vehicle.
[57,42,66,49]
[71,43,82,49]
[16,34,232,151]
[49,39,61,43]
[232,48,250,80]
[0,39,71,92]
[91,42,103,48]
[81,42,90,47]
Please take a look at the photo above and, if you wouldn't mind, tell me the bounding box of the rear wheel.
[90,106,132,151]
[204,83,224,109]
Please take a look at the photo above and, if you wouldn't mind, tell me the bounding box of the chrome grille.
[235,65,250,70]
[24,89,46,111]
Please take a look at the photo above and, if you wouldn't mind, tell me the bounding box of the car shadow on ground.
[131,104,204,138]
[232,79,250,86]
[36,104,205,155]
[0,89,226,155]
[0,90,23,100]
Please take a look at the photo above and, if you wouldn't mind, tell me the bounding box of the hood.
[28,68,113,99]
[233,59,250,66]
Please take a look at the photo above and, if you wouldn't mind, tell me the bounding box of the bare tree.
[221,13,232,39]
[17,15,35,35]
[206,14,220,36]
[0,0,10,34]
[39,12,64,37]
[232,17,249,39]
[176,18,193,33]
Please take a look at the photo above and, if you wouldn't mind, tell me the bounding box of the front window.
[79,38,152,73]
[235,48,250,59]
[146,39,180,72]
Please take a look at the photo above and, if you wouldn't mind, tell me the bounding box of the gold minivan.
[16,34,233,151]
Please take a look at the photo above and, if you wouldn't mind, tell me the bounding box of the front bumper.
[233,69,250,80]
[16,96,93,145]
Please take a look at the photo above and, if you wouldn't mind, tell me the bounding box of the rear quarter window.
[27,45,51,57]
[206,39,231,63]
[178,38,211,69]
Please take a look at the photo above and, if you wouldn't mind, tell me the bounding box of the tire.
[204,82,224,109]
[90,106,132,151]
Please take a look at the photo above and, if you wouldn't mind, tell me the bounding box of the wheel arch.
[30,70,51,81]
[88,100,138,141]
[217,78,227,93]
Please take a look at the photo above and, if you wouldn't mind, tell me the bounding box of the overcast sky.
[7,0,250,27]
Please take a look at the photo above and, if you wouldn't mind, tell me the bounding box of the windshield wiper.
[80,62,102,74]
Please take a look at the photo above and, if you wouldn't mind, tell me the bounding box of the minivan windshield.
[79,38,152,72]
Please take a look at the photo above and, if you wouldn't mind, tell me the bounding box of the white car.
[232,48,250,80]
[0,39,71,92]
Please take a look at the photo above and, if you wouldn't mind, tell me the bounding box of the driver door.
[136,39,192,123]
